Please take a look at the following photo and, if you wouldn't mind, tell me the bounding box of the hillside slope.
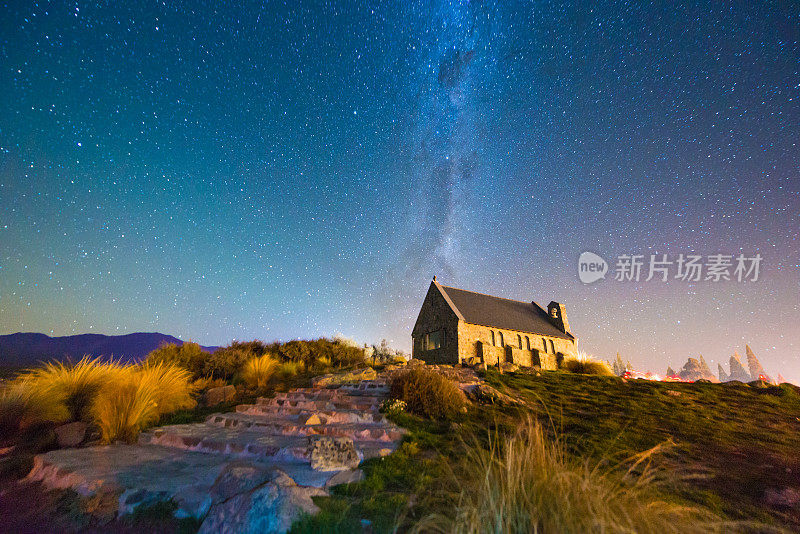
[0,332,218,366]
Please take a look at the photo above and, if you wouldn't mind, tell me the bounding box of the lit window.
[423,330,443,351]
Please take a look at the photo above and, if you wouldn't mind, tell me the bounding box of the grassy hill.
[294,370,800,533]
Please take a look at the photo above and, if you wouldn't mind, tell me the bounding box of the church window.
[423,330,443,351]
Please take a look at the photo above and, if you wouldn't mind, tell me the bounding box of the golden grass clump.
[390,368,467,420]
[0,380,69,431]
[92,362,195,444]
[16,356,127,422]
[241,354,278,389]
[278,361,304,379]
[415,419,723,534]
[562,351,614,376]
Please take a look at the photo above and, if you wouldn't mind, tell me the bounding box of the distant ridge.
[0,332,219,367]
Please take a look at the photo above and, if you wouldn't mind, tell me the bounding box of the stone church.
[411,278,577,369]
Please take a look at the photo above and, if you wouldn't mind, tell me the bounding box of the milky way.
[1,1,798,381]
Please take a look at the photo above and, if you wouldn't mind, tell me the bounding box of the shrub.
[390,368,466,420]
[92,363,195,444]
[17,356,126,422]
[415,419,721,533]
[191,376,228,392]
[145,342,208,377]
[313,356,332,372]
[241,355,278,389]
[379,398,407,416]
[201,347,253,380]
[277,361,303,379]
[563,356,614,376]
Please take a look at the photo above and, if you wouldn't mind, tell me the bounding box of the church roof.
[434,281,574,340]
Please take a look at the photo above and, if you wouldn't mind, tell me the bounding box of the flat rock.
[200,468,326,534]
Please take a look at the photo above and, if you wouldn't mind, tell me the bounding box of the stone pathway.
[25,379,404,533]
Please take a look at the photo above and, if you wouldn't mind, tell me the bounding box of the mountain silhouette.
[0,332,218,367]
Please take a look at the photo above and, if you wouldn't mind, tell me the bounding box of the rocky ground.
[13,377,406,533]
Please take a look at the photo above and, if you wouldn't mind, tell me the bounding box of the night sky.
[1,2,798,381]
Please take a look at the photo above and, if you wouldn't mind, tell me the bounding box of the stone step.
[205,413,404,442]
[140,424,310,462]
[337,382,390,396]
[139,423,400,462]
[257,397,383,412]
[266,391,387,403]
[235,404,387,425]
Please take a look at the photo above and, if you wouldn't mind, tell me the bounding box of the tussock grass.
[16,356,127,422]
[241,355,278,389]
[2,358,194,443]
[390,368,466,420]
[0,380,69,431]
[563,352,614,376]
[415,418,724,534]
[277,361,304,379]
[92,363,194,443]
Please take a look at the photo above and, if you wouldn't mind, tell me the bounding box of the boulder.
[464,384,522,406]
[304,414,323,426]
[500,362,519,373]
[748,379,770,389]
[324,468,364,488]
[199,464,326,534]
[205,385,237,406]
[54,421,88,448]
[307,437,360,471]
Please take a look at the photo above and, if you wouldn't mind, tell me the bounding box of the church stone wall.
[458,321,575,370]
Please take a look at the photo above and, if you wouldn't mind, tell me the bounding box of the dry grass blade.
[413,417,729,534]
[242,354,279,389]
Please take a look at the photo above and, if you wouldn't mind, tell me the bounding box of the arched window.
[490,331,495,346]
[499,332,504,347]
[517,335,522,349]
[542,338,548,352]
[525,336,530,350]
[549,340,555,353]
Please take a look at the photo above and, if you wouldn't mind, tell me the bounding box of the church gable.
[411,280,460,363]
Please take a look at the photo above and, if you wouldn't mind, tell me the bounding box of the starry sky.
[1,2,798,381]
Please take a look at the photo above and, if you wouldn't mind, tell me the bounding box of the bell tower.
[547,301,571,335]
